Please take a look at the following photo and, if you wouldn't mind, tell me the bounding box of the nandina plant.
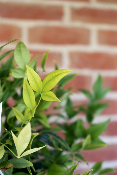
[0,40,115,175]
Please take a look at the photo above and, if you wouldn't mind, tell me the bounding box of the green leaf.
[37,113,50,128]
[81,169,93,175]
[20,145,45,157]
[0,161,13,171]
[80,90,92,99]
[82,135,91,150]
[13,173,29,175]
[99,168,115,174]
[0,39,19,51]
[54,60,59,70]
[58,73,77,87]
[14,41,30,70]
[0,50,14,61]
[13,108,24,123]
[12,122,31,157]
[92,162,102,174]
[9,158,33,168]
[42,91,60,102]
[0,145,5,159]
[28,56,42,69]
[11,68,25,78]
[86,119,110,139]
[47,164,66,175]
[84,143,107,150]
[27,66,42,93]
[63,164,78,175]
[41,50,49,72]
[23,78,36,110]
[42,69,72,93]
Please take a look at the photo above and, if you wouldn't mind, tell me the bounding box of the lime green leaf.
[23,78,36,110]
[11,68,25,78]
[27,66,42,93]
[12,122,31,157]
[84,143,107,150]
[0,161,13,171]
[63,164,78,175]
[82,135,91,150]
[20,145,45,157]
[99,168,115,174]
[14,41,30,70]
[42,91,60,102]
[42,69,72,92]
[9,158,32,168]
[41,50,49,72]
[0,145,5,159]
[13,108,24,123]
[47,164,66,175]
[81,169,93,175]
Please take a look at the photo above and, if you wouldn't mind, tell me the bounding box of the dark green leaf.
[41,50,49,72]
[9,158,33,168]
[92,162,102,174]
[47,164,66,175]
[62,164,78,175]
[99,168,115,174]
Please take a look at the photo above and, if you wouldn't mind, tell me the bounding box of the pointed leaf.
[41,50,49,72]
[11,68,25,78]
[82,135,91,150]
[99,168,115,174]
[47,164,66,175]
[14,41,30,70]
[20,146,45,157]
[27,66,42,93]
[9,158,32,168]
[81,169,93,175]
[0,145,4,159]
[29,56,42,69]
[63,164,78,175]
[42,91,60,102]
[42,69,72,92]
[13,108,24,123]
[12,123,31,157]
[84,143,107,150]
[23,78,36,110]
[37,113,50,128]
[92,162,102,174]
[0,50,14,61]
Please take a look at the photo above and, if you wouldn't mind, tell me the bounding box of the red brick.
[50,0,89,1]
[71,8,117,24]
[83,144,117,162]
[98,0,117,3]
[0,3,63,21]
[64,75,92,92]
[103,121,117,136]
[30,50,62,68]
[103,77,117,91]
[7,97,16,107]
[98,30,117,46]
[0,24,21,42]
[69,52,117,70]
[101,100,117,115]
[29,26,90,45]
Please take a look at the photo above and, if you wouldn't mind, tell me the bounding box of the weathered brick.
[103,77,117,91]
[64,75,92,92]
[29,26,90,45]
[30,50,62,68]
[71,7,117,24]
[98,30,117,45]
[0,24,21,42]
[103,121,117,136]
[69,52,117,70]
[0,2,63,20]
[98,0,117,3]
[83,144,117,162]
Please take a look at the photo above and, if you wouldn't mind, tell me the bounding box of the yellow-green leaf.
[82,135,91,150]
[20,146,45,157]
[41,50,49,72]
[12,123,31,157]
[27,66,42,93]
[0,145,5,159]
[14,41,30,70]
[42,69,72,93]
[13,108,24,123]
[42,91,60,102]
[23,78,36,110]
[81,169,93,175]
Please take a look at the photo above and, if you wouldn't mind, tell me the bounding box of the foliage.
[0,40,115,175]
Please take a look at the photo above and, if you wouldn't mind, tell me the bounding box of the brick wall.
[0,0,117,174]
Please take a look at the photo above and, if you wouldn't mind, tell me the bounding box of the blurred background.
[0,0,117,174]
